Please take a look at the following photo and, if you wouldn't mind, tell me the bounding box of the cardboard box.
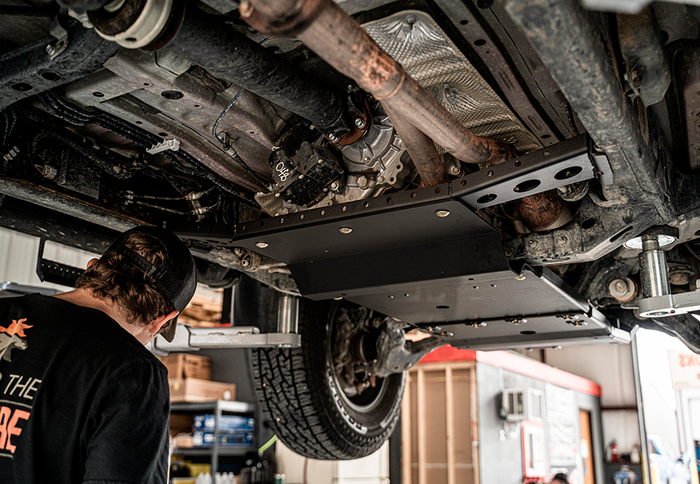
[161,354,212,380]
[169,413,194,437]
[194,414,254,432]
[169,378,236,402]
[193,430,254,447]
[172,433,194,448]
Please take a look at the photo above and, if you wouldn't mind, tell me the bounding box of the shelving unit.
[171,400,256,474]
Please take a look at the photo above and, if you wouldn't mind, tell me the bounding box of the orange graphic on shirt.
[0,318,32,363]
[0,319,32,338]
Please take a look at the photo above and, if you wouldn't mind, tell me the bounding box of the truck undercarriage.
[2,0,700,459]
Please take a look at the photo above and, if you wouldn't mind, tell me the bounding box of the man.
[0,225,197,483]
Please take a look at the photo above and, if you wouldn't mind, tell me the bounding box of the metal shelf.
[170,400,255,413]
[172,446,254,457]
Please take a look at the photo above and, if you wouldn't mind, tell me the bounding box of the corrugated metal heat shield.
[363,10,542,154]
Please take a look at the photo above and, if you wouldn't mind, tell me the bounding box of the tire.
[251,299,405,460]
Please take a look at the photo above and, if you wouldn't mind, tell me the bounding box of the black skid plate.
[181,137,628,349]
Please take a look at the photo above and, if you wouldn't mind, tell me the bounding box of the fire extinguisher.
[607,439,620,463]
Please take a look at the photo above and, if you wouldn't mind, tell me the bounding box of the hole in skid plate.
[460,19,469,25]
[581,219,596,230]
[158,132,168,137]
[477,193,497,204]
[259,221,265,227]
[364,201,370,207]
[521,331,536,335]
[135,121,142,125]
[541,134,551,139]
[514,160,521,167]
[436,305,450,309]
[161,90,184,100]
[386,197,392,203]
[467,278,474,281]
[92,91,104,97]
[11,83,32,92]
[610,226,634,243]
[513,179,541,192]
[695,229,700,237]
[435,187,441,194]
[125,37,137,42]
[461,180,466,186]
[41,72,61,81]
[410,192,416,198]
[554,166,583,180]
[299,214,304,219]
[474,39,487,46]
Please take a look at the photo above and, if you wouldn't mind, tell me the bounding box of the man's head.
[75,226,197,341]
[551,473,569,484]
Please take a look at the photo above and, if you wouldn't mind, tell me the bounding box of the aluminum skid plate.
[180,137,627,350]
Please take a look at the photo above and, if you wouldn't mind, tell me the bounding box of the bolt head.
[46,45,55,55]
[255,242,268,249]
[450,165,461,176]
[354,117,366,129]
[339,227,353,234]
[330,181,340,191]
[436,210,450,218]
[328,133,339,143]
[528,240,539,249]
[357,176,368,188]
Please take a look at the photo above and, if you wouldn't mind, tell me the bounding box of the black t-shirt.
[0,294,169,484]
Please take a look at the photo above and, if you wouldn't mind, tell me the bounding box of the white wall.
[0,227,98,290]
[276,441,389,484]
[543,343,640,453]
[635,328,690,455]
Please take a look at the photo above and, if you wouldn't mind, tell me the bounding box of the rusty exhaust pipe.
[243,0,514,171]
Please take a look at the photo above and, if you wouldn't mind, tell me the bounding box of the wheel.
[251,299,405,460]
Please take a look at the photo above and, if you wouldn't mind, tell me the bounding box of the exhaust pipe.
[243,0,515,167]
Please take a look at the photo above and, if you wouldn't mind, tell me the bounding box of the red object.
[420,346,603,397]
[610,440,620,463]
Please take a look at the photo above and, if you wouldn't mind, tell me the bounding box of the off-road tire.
[251,299,405,460]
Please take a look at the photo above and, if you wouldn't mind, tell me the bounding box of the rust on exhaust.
[241,0,331,37]
[382,102,448,186]
[245,0,514,169]
[516,190,564,230]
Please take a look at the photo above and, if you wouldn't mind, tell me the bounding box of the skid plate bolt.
[507,318,527,325]
[328,133,339,143]
[354,117,366,129]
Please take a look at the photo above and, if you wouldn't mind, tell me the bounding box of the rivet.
[339,227,353,234]
[436,210,450,218]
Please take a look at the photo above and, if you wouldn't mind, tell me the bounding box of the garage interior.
[2,227,699,484]
[4,0,700,482]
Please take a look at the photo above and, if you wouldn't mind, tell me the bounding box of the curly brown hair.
[75,232,175,325]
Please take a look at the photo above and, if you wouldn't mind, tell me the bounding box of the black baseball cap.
[104,225,197,341]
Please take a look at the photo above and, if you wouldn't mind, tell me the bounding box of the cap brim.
[161,316,178,343]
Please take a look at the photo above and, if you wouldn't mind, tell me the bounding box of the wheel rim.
[326,303,391,415]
